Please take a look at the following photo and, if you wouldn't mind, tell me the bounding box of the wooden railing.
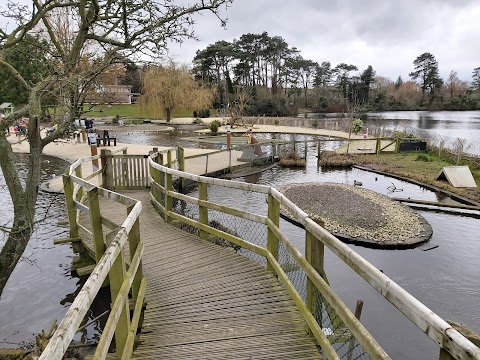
[40,154,146,360]
[148,152,480,360]
[100,149,151,190]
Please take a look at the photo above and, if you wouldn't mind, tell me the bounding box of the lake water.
[1,131,478,359]
[0,155,106,349]
[304,110,480,155]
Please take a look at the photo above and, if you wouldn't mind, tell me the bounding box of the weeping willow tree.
[139,62,217,122]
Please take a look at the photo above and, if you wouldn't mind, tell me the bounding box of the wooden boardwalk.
[81,190,322,359]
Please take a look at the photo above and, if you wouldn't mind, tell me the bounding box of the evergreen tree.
[472,67,480,90]
[409,52,443,105]
[0,34,50,105]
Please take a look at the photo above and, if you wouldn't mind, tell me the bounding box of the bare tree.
[0,0,232,296]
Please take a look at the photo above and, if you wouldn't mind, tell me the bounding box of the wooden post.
[151,158,160,204]
[205,154,209,175]
[62,175,79,239]
[167,150,173,168]
[74,165,84,202]
[177,147,185,192]
[305,229,325,321]
[304,141,308,160]
[395,137,401,153]
[177,147,185,172]
[376,138,381,154]
[228,149,232,173]
[100,149,112,189]
[266,194,280,273]
[346,300,364,360]
[198,182,209,240]
[87,188,105,263]
[157,154,165,209]
[439,350,455,360]
[81,129,86,142]
[127,205,143,302]
[165,172,173,223]
[106,231,130,358]
[90,144,99,168]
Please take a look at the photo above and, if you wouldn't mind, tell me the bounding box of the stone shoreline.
[280,183,433,248]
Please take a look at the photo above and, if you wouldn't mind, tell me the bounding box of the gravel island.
[280,183,433,248]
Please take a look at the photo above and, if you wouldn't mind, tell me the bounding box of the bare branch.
[0,57,31,90]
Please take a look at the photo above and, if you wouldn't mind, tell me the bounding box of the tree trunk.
[0,93,44,298]
[166,108,172,122]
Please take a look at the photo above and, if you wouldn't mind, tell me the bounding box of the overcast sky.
[167,0,480,83]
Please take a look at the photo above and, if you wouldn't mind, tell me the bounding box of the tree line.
[192,32,480,116]
[3,31,480,120]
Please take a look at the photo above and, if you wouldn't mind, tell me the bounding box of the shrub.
[209,120,221,133]
[351,118,364,134]
[279,149,306,167]
[195,108,211,118]
[415,153,431,162]
[192,118,204,125]
[112,114,120,124]
[312,119,318,128]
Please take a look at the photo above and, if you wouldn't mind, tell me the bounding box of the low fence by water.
[40,147,480,360]
[148,150,480,360]
[40,151,146,360]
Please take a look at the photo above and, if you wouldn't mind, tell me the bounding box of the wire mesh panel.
[313,289,372,360]
[208,208,268,266]
[277,240,308,301]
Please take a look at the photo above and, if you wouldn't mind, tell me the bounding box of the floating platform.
[279,183,433,249]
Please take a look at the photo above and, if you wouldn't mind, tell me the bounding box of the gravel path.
[281,183,432,247]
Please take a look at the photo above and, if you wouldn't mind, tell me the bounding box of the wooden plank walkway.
[80,190,322,359]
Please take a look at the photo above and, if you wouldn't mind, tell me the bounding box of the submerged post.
[62,175,79,239]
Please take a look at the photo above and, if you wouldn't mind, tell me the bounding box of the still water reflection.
[0,155,106,348]
[305,110,480,154]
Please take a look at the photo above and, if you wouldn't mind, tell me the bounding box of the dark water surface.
[304,110,480,154]
[232,153,480,360]
[1,132,478,359]
[0,155,104,348]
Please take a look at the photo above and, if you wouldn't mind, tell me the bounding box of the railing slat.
[265,252,340,360]
[40,230,130,360]
[93,239,144,359]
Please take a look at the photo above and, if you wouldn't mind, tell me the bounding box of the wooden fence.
[40,155,146,360]
[148,151,480,360]
[40,147,479,360]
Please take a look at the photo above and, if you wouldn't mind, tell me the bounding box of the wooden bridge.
[40,147,480,360]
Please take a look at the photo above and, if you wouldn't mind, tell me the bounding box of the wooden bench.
[95,130,117,146]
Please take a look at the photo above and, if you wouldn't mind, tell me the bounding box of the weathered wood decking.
[81,190,322,359]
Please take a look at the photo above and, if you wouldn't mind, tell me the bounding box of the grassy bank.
[83,104,199,119]
[319,151,480,203]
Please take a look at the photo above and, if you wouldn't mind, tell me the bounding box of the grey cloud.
[168,0,480,81]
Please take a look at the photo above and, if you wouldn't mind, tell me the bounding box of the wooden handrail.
[42,152,145,360]
[148,152,480,360]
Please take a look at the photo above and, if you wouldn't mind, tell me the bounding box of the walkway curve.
[81,190,322,359]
